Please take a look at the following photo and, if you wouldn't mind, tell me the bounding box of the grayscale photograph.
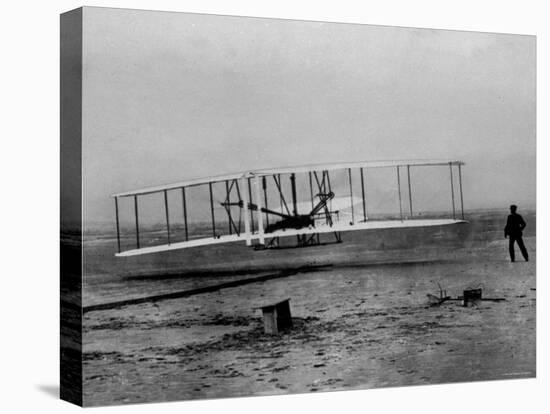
[60,6,536,407]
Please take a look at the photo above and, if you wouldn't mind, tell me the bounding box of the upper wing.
[111,159,464,198]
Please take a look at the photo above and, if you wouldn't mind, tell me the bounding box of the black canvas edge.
[60,7,83,407]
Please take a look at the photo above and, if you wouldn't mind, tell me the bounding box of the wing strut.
[262,176,269,226]
[134,195,140,248]
[308,172,314,210]
[209,182,216,238]
[449,162,456,220]
[273,174,291,216]
[234,179,243,232]
[163,189,171,245]
[222,180,241,236]
[181,187,189,241]
[254,175,265,245]
[325,170,333,214]
[312,171,333,226]
[458,164,465,220]
[225,180,232,235]
[247,178,255,233]
[360,167,368,221]
[241,177,252,246]
[348,168,355,224]
[407,165,413,217]
[114,196,121,253]
[290,173,298,216]
[397,167,403,221]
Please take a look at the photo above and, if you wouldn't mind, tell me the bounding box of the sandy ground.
[81,217,536,406]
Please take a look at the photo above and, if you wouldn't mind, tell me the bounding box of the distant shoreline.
[62,207,536,236]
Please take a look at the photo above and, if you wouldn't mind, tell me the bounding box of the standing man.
[504,204,528,262]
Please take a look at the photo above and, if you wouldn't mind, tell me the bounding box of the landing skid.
[254,231,343,250]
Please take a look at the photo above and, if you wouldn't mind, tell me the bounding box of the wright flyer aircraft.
[112,160,467,257]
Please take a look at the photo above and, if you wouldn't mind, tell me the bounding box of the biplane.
[112,160,466,257]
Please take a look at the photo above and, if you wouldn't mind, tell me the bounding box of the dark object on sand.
[427,294,450,306]
[427,283,451,306]
[427,294,451,306]
[427,285,505,307]
[463,288,482,307]
[255,298,293,334]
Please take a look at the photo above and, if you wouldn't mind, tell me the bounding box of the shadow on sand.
[121,258,461,281]
[82,258,462,314]
[36,384,59,399]
[83,265,332,314]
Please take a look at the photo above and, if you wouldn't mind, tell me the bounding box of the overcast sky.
[81,7,535,226]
